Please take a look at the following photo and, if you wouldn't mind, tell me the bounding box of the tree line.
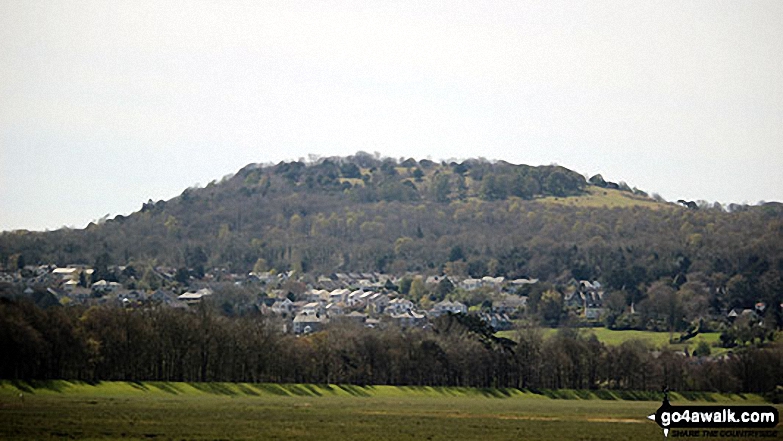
[1,298,780,394]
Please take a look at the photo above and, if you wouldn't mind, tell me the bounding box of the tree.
[398,277,413,295]
[431,174,451,202]
[644,280,683,334]
[589,174,607,187]
[435,278,454,301]
[252,258,268,274]
[693,340,711,357]
[340,162,361,179]
[410,277,427,302]
[538,289,563,327]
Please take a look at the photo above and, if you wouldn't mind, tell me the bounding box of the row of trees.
[1,298,781,394]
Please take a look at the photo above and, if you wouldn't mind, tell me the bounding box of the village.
[0,262,606,333]
[2,262,769,338]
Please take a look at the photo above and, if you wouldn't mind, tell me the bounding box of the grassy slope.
[0,381,776,441]
[538,186,670,209]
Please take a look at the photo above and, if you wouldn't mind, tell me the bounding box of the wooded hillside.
[2,153,782,315]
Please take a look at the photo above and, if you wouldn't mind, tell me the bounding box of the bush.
[693,340,711,357]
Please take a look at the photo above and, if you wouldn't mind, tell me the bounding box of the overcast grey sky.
[1,1,782,232]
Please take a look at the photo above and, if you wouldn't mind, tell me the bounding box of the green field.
[1,381,778,441]
[497,327,723,352]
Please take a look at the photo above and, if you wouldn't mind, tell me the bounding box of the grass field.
[1,381,778,441]
[496,327,724,353]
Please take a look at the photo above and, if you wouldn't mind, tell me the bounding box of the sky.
[1,1,782,232]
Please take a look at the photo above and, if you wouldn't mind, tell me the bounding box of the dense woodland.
[1,298,781,395]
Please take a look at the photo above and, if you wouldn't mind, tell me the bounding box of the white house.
[460,278,482,291]
[177,288,213,304]
[300,302,324,316]
[481,276,505,288]
[329,288,351,304]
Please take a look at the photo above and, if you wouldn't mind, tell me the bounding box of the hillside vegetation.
[3,154,783,316]
[2,153,781,284]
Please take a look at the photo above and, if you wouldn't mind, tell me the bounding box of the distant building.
[430,300,467,317]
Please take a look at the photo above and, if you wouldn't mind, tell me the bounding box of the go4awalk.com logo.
[648,390,779,437]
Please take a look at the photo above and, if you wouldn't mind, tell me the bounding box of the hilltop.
[1,153,781,309]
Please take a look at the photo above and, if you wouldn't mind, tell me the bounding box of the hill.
[1,153,782,313]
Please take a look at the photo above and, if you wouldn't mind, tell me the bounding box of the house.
[430,300,467,317]
[91,280,122,294]
[478,312,512,331]
[271,298,294,315]
[177,288,213,304]
[355,278,375,289]
[250,271,278,284]
[305,289,329,303]
[367,293,390,314]
[564,287,604,320]
[389,310,426,328]
[481,276,505,289]
[347,289,366,307]
[359,291,375,305]
[386,297,414,315]
[300,302,324,316]
[329,288,351,304]
[334,273,352,284]
[325,302,345,317]
[564,291,585,309]
[728,308,758,322]
[460,278,482,291]
[293,313,328,334]
[492,295,527,316]
[585,307,604,321]
[507,278,538,294]
[52,267,79,281]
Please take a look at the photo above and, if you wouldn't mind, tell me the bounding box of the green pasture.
[1,381,778,441]
[497,327,724,353]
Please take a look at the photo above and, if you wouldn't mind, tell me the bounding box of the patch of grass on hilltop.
[538,186,670,210]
